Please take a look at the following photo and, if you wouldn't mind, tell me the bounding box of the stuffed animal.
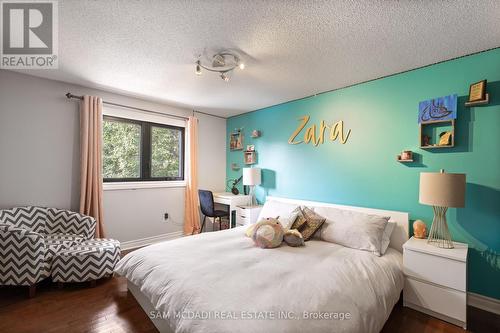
[283,229,304,247]
[247,218,305,248]
[413,220,427,239]
[251,218,284,249]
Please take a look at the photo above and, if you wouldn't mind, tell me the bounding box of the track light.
[221,72,230,82]
[195,61,202,75]
[195,52,243,81]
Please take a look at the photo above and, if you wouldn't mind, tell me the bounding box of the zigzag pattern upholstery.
[0,224,49,285]
[51,239,121,282]
[0,206,120,290]
[46,208,96,239]
[0,206,48,234]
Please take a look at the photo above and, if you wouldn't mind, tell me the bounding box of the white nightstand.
[403,236,468,329]
[236,205,263,227]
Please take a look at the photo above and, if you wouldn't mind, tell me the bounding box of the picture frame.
[229,130,243,151]
[468,80,487,102]
[244,151,256,164]
[418,94,457,123]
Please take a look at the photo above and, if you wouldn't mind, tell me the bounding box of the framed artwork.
[244,151,256,164]
[418,94,457,123]
[468,80,487,102]
[229,130,243,151]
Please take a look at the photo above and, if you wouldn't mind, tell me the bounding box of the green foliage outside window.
[103,119,141,179]
[151,126,181,178]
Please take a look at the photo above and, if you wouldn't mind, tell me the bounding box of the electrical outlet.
[164,213,169,221]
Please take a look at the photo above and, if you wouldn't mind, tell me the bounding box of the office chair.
[198,190,230,232]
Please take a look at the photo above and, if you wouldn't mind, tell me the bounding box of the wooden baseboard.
[120,231,184,251]
[468,292,500,315]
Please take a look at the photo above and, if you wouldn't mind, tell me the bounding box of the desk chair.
[198,190,229,232]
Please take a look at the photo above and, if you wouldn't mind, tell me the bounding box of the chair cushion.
[43,234,85,261]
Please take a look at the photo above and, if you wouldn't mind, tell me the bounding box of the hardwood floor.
[0,271,498,332]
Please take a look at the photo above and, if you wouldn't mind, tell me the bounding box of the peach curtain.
[80,95,105,238]
[184,116,201,235]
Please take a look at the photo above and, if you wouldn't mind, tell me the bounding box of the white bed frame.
[127,196,409,332]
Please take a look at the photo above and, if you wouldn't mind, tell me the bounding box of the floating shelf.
[420,144,454,149]
[419,119,455,149]
[397,159,414,163]
[465,93,489,107]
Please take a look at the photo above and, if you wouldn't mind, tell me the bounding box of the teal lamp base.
[427,206,454,249]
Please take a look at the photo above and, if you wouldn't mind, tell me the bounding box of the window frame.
[102,115,185,183]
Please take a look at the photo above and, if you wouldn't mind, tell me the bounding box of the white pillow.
[278,210,299,230]
[380,222,396,255]
[257,200,299,222]
[314,207,389,256]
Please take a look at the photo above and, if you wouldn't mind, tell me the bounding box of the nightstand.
[403,236,468,329]
[236,205,263,227]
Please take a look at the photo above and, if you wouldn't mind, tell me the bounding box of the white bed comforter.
[115,227,403,333]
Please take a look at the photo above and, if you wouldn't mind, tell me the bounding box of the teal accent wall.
[226,48,500,300]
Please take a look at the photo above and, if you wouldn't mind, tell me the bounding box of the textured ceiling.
[13,0,500,117]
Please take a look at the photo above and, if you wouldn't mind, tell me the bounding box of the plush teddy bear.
[251,218,284,249]
[283,229,305,247]
[247,218,305,248]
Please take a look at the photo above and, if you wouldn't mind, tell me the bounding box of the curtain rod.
[65,92,189,121]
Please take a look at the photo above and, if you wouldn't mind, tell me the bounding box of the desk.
[213,192,251,228]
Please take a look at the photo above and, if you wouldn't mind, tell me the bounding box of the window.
[103,116,184,182]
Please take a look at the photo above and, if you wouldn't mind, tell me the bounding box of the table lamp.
[419,169,466,249]
[243,167,261,206]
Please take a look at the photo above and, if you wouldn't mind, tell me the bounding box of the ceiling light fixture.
[195,51,244,82]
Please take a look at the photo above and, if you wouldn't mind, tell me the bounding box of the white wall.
[0,70,226,242]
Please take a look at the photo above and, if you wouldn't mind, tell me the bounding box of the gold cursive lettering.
[288,115,309,145]
[288,115,351,146]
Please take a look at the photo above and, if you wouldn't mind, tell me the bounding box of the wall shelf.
[419,119,455,149]
[465,93,489,107]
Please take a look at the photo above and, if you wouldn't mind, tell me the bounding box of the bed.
[115,196,409,333]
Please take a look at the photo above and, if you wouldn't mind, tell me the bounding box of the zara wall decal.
[288,115,351,146]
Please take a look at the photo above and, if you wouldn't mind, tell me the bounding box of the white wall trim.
[468,292,500,315]
[121,231,184,251]
[104,181,186,191]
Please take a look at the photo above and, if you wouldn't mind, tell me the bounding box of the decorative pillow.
[278,211,299,230]
[290,207,308,230]
[257,200,299,222]
[297,207,326,241]
[252,218,284,249]
[283,229,304,247]
[314,207,389,256]
[380,222,396,255]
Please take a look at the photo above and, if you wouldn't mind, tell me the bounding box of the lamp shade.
[419,171,466,208]
[243,168,261,186]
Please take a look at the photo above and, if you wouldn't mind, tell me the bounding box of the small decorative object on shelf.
[244,151,257,164]
[251,130,261,138]
[419,119,455,149]
[246,144,255,151]
[465,79,489,107]
[397,150,413,162]
[231,163,240,171]
[230,128,243,151]
[412,220,427,239]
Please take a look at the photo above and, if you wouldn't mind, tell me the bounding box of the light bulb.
[221,72,230,82]
[239,63,245,70]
